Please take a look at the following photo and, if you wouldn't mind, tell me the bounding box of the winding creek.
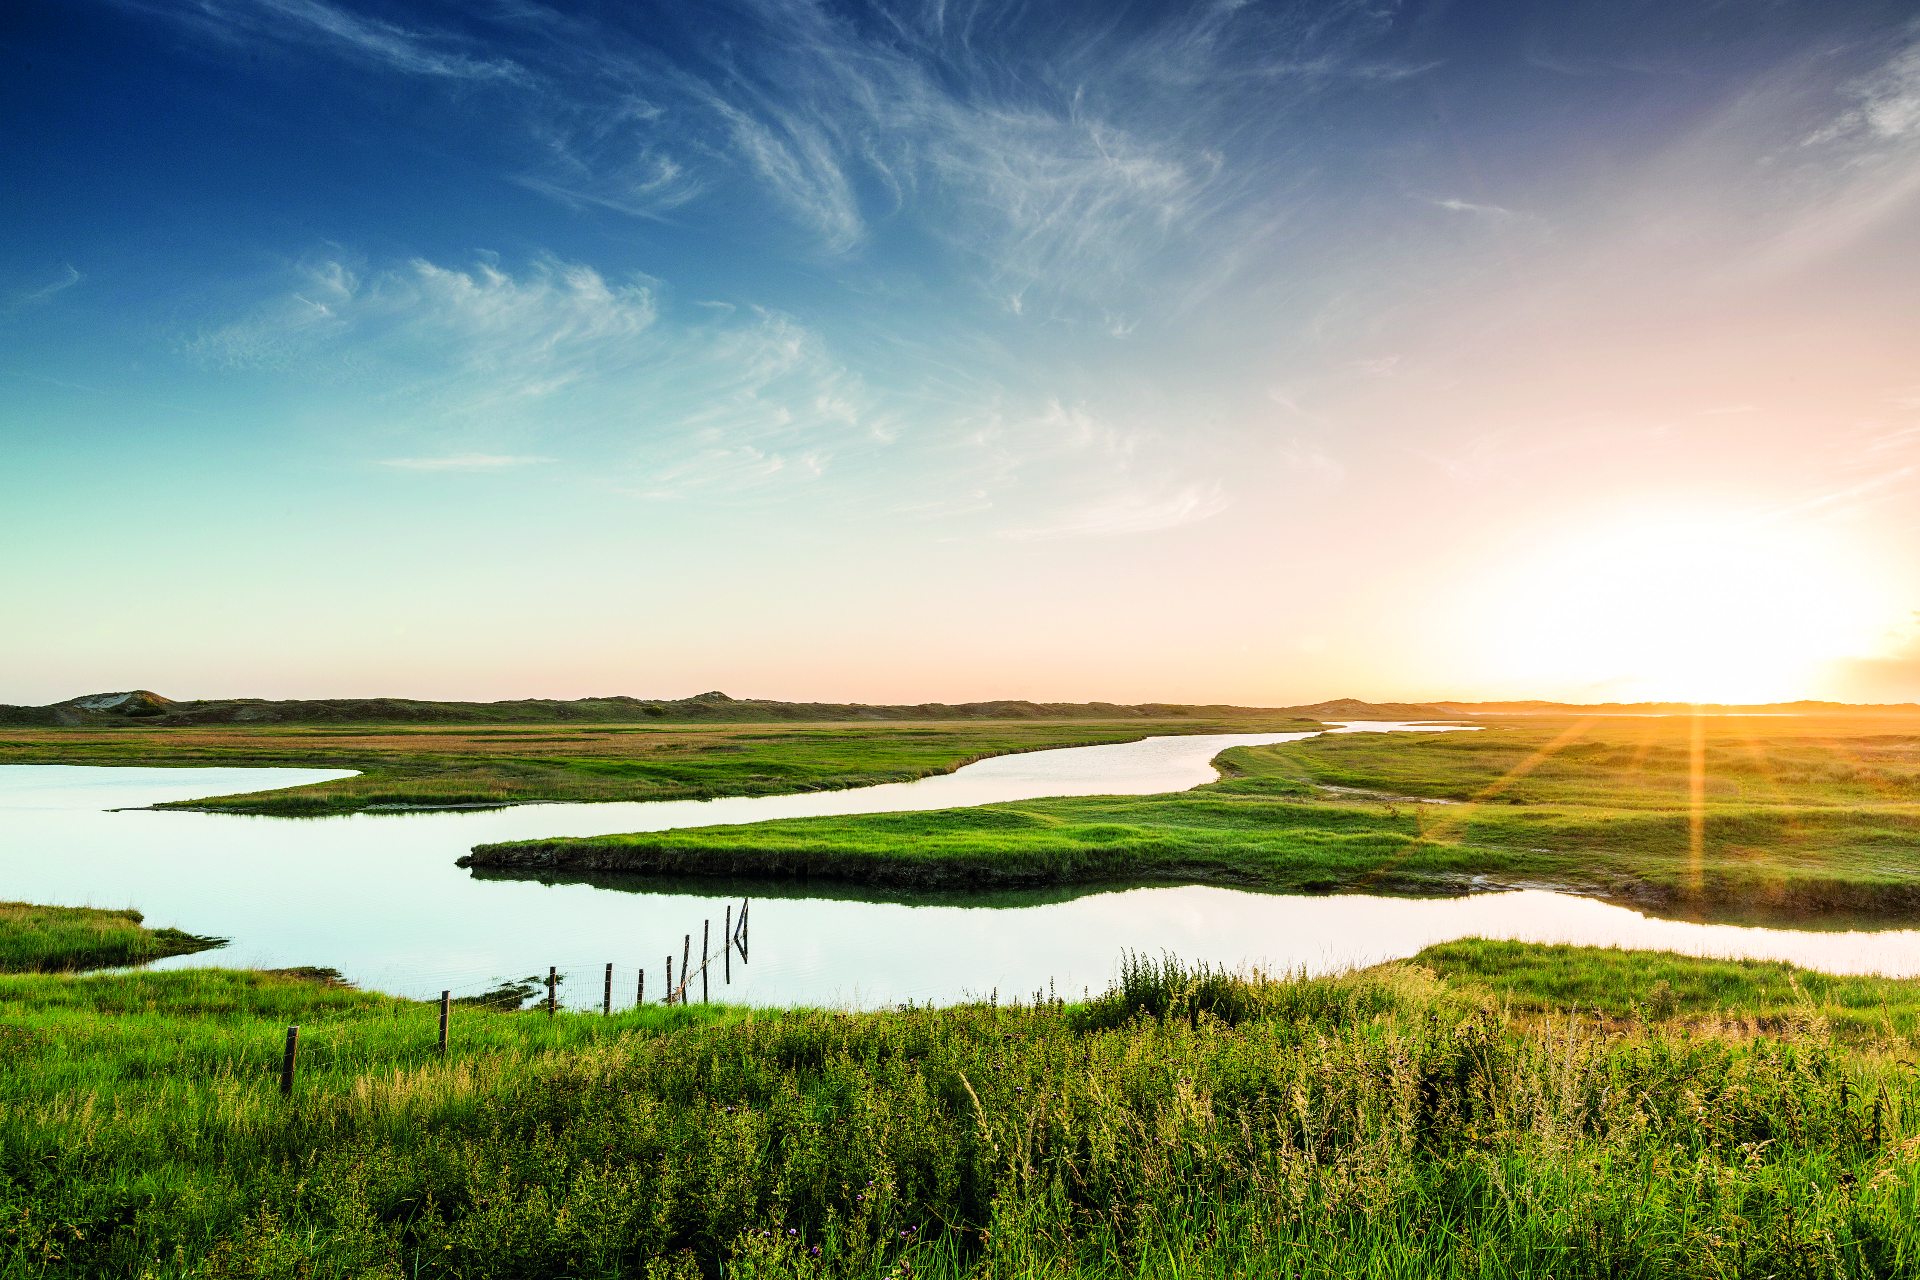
[7,721,1920,1007]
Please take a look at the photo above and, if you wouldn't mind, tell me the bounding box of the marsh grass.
[482,715,1920,920]
[0,719,1318,816]
[0,902,220,973]
[4,952,1920,1276]
[1419,939,1920,1040]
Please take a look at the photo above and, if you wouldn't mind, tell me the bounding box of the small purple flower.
[788,1228,798,1237]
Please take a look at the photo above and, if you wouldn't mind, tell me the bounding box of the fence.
[278,897,749,1097]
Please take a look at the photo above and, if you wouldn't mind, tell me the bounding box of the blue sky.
[4,0,1919,704]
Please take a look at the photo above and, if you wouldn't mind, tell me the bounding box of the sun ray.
[1688,709,1707,911]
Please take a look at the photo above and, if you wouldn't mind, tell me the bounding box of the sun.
[1472,507,1898,703]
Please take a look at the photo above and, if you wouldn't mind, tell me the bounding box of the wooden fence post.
[547,966,557,1017]
[280,1025,299,1097]
[603,962,613,1015]
[701,920,710,1003]
[438,990,450,1055]
[665,956,673,1005]
[681,934,690,1002]
[637,967,645,1007]
[724,904,732,985]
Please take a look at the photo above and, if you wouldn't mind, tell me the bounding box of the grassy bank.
[3,947,1920,1277]
[469,714,1920,920]
[1420,938,1920,1040]
[0,718,1316,816]
[0,902,221,973]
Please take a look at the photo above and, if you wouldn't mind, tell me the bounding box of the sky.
[4,0,1919,706]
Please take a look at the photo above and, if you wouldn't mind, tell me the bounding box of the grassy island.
[467,713,1920,921]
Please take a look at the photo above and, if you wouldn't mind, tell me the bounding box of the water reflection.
[5,725,1920,1006]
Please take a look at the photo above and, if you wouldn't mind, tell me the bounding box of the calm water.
[6,722,1920,1007]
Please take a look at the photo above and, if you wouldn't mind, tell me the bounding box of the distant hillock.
[0,689,1415,728]
[1287,697,1463,722]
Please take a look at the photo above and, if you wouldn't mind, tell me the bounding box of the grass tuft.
[0,901,221,973]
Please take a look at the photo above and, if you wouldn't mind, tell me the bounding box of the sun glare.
[1476,509,1896,703]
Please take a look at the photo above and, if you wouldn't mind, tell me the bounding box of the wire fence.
[275,898,749,1096]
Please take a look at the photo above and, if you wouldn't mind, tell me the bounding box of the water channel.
[6,722,1920,1007]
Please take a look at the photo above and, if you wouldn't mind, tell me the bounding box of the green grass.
[470,715,1920,921]
[4,950,1920,1277]
[0,902,221,973]
[1416,939,1920,1041]
[0,719,1319,815]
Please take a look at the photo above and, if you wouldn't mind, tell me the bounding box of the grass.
[470,714,1920,921]
[0,718,1317,816]
[1417,938,1920,1041]
[4,948,1920,1277]
[0,902,221,973]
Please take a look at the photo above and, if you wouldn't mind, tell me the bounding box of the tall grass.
[0,902,218,972]
[3,956,1918,1276]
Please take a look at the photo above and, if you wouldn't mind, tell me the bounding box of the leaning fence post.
[438,990,450,1055]
[604,962,613,1015]
[280,1025,299,1097]
[547,966,557,1017]
[681,934,690,1002]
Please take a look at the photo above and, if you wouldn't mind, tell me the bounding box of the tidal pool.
[6,722,1919,1007]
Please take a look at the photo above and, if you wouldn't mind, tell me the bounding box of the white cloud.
[1429,197,1521,220]
[113,0,525,82]
[702,95,866,255]
[1808,42,1920,146]
[20,264,82,305]
[379,453,553,471]
[190,254,657,387]
[628,445,820,501]
[192,251,896,501]
[114,0,1424,312]
[1000,480,1230,541]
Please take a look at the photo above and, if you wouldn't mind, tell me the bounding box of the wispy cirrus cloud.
[111,0,525,82]
[21,264,83,305]
[999,480,1231,542]
[191,250,896,502]
[112,0,1423,310]
[1428,197,1523,220]
[189,253,657,386]
[379,453,553,471]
